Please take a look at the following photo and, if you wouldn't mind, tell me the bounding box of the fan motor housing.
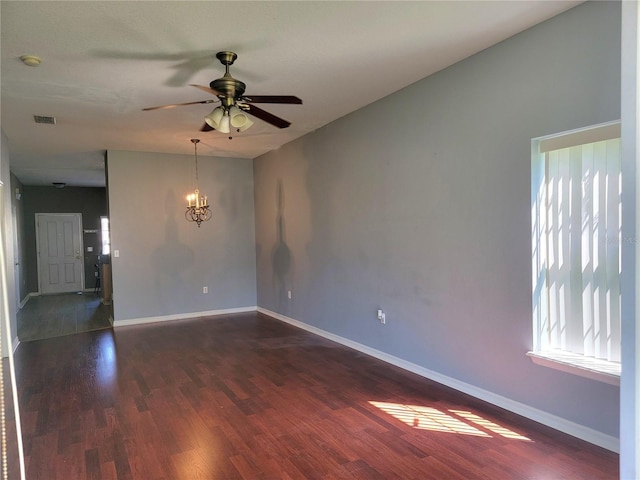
[210,77,246,100]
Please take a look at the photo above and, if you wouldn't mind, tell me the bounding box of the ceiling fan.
[143,51,302,134]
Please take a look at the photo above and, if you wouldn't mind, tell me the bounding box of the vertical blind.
[542,138,621,362]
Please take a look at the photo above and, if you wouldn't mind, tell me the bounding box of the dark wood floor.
[17,292,112,342]
[7,312,617,479]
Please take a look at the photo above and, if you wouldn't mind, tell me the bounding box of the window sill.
[527,350,620,386]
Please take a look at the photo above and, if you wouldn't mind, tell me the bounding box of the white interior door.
[36,213,84,294]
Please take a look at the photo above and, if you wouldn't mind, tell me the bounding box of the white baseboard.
[113,306,257,327]
[20,292,39,308]
[257,307,619,453]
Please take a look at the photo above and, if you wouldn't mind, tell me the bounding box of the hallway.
[17,292,112,342]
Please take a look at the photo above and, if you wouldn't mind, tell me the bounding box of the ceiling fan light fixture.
[204,106,224,129]
[236,117,254,132]
[229,106,251,129]
[218,113,231,134]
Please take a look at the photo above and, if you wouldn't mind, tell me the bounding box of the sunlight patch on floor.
[448,409,531,441]
[369,401,532,441]
[369,401,489,437]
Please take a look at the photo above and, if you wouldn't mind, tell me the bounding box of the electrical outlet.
[203,286,208,294]
[377,309,386,324]
[287,290,292,300]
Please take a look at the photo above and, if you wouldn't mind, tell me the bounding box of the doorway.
[17,206,113,343]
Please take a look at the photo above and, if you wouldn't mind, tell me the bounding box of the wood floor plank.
[5,310,619,479]
[99,460,118,480]
[85,448,101,480]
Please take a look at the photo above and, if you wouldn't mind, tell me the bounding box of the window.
[100,216,110,255]
[530,122,621,384]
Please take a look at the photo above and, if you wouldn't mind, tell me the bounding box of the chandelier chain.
[192,139,200,189]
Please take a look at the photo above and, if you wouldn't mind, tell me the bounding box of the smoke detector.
[20,55,41,67]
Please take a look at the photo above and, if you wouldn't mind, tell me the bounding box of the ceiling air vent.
[34,115,56,125]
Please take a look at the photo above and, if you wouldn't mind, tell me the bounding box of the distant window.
[530,122,621,380]
[101,217,110,255]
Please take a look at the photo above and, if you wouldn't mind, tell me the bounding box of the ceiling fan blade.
[241,95,302,104]
[190,84,226,97]
[200,123,215,132]
[243,104,291,129]
[142,99,217,111]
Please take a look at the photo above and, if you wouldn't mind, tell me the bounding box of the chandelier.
[185,139,212,227]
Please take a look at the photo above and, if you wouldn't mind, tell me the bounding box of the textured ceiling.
[1,1,581,187]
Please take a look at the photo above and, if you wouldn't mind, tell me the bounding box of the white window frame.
[529,121,621,386]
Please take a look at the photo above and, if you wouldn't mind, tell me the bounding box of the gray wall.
[107,150,256,322]
[253,1,621,438]
[22,186,107,292]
